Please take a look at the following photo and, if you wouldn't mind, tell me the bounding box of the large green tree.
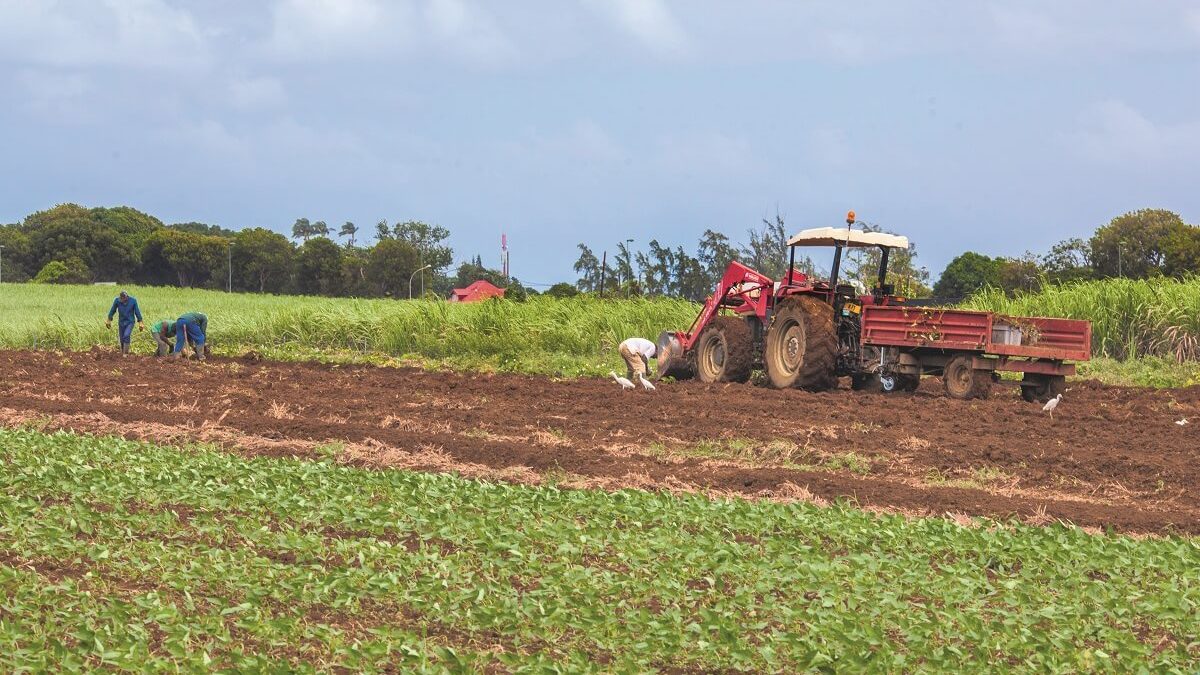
[366,238,420,297]
[140,229,226,287]
[0,225,32,282]
[1090,209,1188,279]
[1040,238,1094,284]
[232,228,294,293]
[25,205,139,282]
[387,220,453,278]
[933,252,1002,298]
[295,237,344,295]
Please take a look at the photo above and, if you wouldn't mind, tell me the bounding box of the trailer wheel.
[943,355,990,399]
[694,317,753,383]
[1020,374,1066,403]
[764,296,837,391]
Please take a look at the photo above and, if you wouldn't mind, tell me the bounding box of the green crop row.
[0,283,698,376]
[1,428,1197,671]
[967,276,1200,362]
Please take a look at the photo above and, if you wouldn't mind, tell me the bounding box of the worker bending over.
[618,336,657,381]
[172,312,209,361]
[150,319,176,356]
[105,290,144,355]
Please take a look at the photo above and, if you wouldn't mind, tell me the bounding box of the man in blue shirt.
[105,290,144,355]
[171,311,208,361]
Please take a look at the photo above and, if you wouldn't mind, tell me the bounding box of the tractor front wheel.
[943,355,990,399]
[764,296,837,391]
[695,317,753,383]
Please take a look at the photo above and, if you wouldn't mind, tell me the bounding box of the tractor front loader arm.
[675,261,775,351]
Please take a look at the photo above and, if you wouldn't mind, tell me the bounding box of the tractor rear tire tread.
[764,296,837,391]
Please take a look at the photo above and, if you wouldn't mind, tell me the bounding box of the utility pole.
[227,242,232,292]
[0,244,5,285]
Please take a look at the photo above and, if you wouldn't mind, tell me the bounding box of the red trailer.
[859,305,1090,400]
[657,211,1091,401]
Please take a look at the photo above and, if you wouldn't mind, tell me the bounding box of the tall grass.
[0,283,699,375]
[965,276,1200,361]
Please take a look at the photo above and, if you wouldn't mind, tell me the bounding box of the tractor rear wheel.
[1020,373,1066,403]
[943,354,990,399]
[695,317,753,383]
[764,296,837,391]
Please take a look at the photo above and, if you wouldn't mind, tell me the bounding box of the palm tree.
[339,221,358,247]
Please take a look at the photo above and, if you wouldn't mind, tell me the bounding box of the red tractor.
[656,212,1091,400]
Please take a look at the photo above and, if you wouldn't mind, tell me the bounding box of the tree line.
[5,203,1193,304]
[575,207,1199,302]
[0,204,533,300]
[572,215,932,301]
[933,209,1200,299]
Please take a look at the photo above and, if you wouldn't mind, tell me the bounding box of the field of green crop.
[1,427,1198,671]
[0,283,697,376]
[4,279,1200,386]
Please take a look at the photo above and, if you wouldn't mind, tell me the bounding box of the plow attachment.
[655,331,694,380]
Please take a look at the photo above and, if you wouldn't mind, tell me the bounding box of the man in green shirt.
[150,319,177,356]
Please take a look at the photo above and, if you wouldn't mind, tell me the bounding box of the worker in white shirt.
[618,337,657,382]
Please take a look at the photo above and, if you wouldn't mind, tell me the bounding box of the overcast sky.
[2,1,1198,286]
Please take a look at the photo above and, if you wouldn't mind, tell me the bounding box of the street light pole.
[408,264,431,300]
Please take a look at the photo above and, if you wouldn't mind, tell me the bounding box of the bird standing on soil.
[610,371,635,390]
[637,372,656,391]
[1042,393,1062,419]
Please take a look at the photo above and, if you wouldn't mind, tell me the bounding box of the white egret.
[1042,393,1062,419]
[637,372,656,391]
[609,371,635,390]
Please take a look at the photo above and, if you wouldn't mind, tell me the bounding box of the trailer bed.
[861,305,1091,362]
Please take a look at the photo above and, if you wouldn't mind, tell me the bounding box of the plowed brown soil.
[1,349,1197,534]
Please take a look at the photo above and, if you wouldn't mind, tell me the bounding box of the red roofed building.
[450,280,506,303]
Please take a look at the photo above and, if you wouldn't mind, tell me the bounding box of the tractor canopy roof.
[786,227,909,250]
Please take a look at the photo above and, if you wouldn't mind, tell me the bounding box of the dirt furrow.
[1,349,1196,534]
